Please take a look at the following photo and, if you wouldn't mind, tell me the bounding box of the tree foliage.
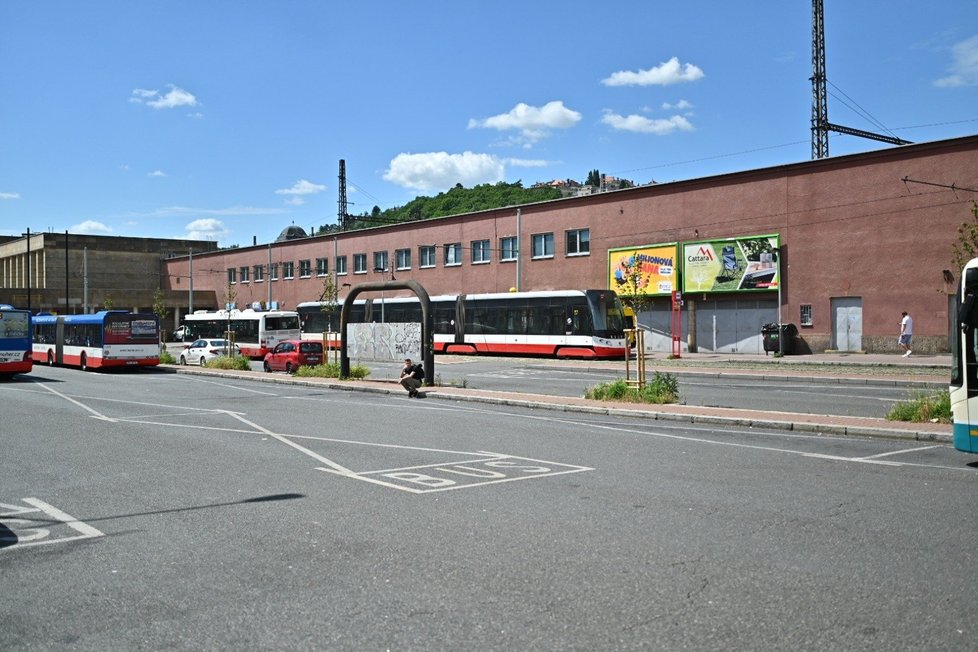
[951,201,978,272]
[317,181,562,234]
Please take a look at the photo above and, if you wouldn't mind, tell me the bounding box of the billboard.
[682,234,780,293]
[608,243,678,297]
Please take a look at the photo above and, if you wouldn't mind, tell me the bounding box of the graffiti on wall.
[347,322,422,361]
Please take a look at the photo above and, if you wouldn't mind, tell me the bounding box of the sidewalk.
[165,349,953,445]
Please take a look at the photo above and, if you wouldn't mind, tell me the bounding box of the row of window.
[227,229,590,285]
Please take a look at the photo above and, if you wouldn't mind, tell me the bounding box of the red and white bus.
[0,304,33,378]
[180,309,300,358]
[297,289,629,359]
[32,311,161,370]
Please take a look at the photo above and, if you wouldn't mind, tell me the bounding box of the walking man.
[899,311,913,357]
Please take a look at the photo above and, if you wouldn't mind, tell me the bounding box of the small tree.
[103,294,114,310]
[951,201,978,272]
[320,274,340,362]
[152,288,170,341]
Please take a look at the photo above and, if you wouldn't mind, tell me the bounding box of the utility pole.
[337,159,348,229]
[810,0,911,159]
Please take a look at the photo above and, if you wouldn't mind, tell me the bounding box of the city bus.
[951,257,978,453]
[32,311,161,370]
[297,289,628,359]
[0,304,33,378]
[181,308,300,358]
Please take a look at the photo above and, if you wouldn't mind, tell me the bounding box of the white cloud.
[130,84,199,109]
[468,101,582,145]
[275,179,326,196]
[935,35,978,87]
[662,99,693,111]
[384,152,505,192]
[185,218,229,241]
[601,111,694,135]
[149,170,166,177]
[506,158,550,168]
[72,220,112,234]
[0,192,20,200]
[602,57,705,86]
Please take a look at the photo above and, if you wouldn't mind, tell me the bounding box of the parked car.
[180,338,241,366]
[263,340,323,373]
[173,325,186,341]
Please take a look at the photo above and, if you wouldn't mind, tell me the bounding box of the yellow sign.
[608,244,677,297]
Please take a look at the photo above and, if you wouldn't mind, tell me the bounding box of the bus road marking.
[0,498,105,552]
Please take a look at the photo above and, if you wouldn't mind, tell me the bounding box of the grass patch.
[205,355,252,371]
[585,372,680,404]
[886,390,951,423]
[294,361,370,380]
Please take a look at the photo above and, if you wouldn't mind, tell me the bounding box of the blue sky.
[2,1,976,247]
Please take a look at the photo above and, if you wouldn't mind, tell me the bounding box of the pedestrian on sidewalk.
[899,311,913,357]
[400,358,425,397]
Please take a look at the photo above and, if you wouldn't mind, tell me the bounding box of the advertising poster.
[608,243,678,297]
[682,234,780,293]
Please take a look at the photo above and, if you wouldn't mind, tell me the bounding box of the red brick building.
[162,134,978,354]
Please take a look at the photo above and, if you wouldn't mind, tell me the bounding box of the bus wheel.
[80,353,88,371]
[47,351,54,366]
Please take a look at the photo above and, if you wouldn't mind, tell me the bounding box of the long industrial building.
[159,135,976,355]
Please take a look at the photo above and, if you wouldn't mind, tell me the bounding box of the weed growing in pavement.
[886,390,951,423]
[294,361,370,380]
[206,355,252,371]
[434,373,467,388]
[585,372,680,404]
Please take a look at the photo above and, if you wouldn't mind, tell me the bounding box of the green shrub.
[585,372,680,404]
[294,361,370,380]
[159,349,176,364]
[205,355,252,371]
[886,390,951,423]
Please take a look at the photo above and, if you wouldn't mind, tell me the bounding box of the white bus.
[297,289,628,359]
[951,258,978,454]
[181,309,300,358]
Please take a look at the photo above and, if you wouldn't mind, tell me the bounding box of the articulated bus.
[0,304,33,378]
[32,311,161,370]
[181,309,300,358]
[297,289,628,359]
[951,257,978,453]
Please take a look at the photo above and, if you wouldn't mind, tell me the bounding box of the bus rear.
[0,305,33,377]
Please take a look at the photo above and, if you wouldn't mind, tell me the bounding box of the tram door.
[831,297,863,352]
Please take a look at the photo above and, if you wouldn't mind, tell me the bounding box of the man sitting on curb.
[399,358,425,398]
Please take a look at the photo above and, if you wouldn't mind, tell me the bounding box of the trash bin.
[762,323,797,355]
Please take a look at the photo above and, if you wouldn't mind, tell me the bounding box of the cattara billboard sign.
[682,234,780,294]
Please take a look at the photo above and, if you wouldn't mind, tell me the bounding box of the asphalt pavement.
[162,347,954,445]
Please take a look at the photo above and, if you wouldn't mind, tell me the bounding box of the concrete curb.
[160,365,952,445]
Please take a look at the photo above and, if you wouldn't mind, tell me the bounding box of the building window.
[227,268,236,284]
[336,255,347,275]
[500,236,518,262]
[472,239,490,264]
[532,233,554,259]
[373,251,389,272]
[800,304,813,327]
[283,261,295,279]
[396,248,411,270]
[316,258,328,277]
[270,263,279,281]
[353,253,367,274]
[566,229,590,256]
[444,243,462,266]
[299,259,312,278]
[420,246,436,268]
[240,266,250,283]
[254,264,264,282]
